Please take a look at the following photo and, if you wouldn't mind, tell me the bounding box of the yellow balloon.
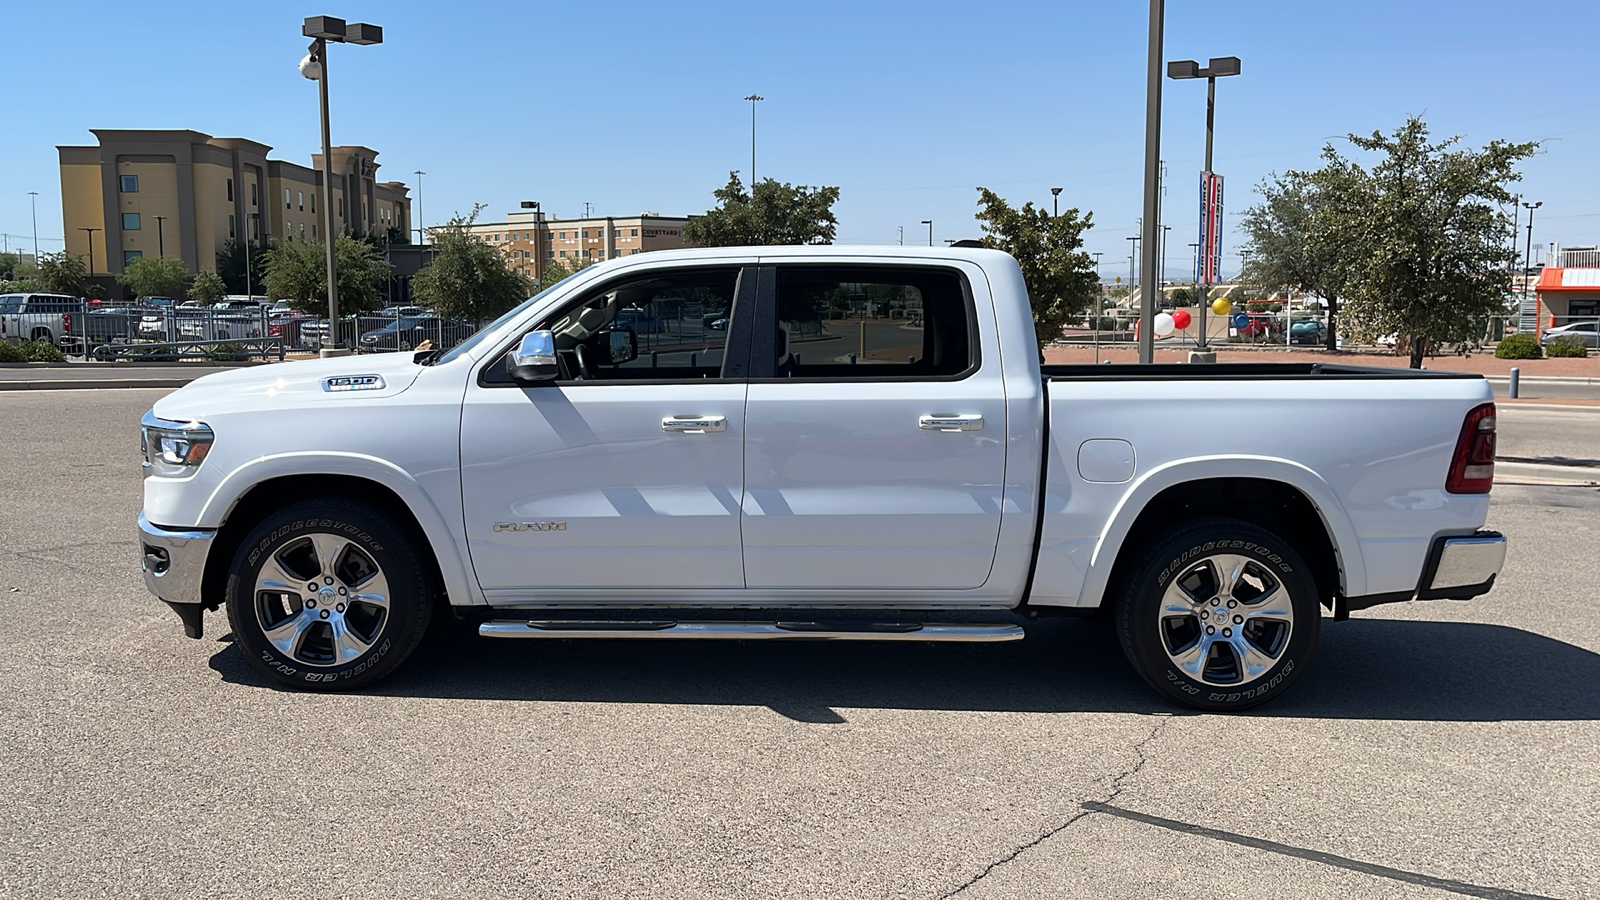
[1212,297,1232,317]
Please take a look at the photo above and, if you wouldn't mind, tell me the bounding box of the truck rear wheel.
[1114,518,1320,711]
[224,498,433,690]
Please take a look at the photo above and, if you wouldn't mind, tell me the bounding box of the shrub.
[1494,334,1542,359]
[1545,334,1590,358]
[0,341,23,363]
[204,342,250,361]
[19,340,66,363]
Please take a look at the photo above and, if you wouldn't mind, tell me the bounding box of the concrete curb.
[0,378,196,391]
[1495,460,1600,485]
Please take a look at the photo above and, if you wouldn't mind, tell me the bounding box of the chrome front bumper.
[1418,531,1507,601]
[138,512,217,637]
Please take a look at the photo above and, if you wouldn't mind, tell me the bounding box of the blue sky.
[2,0,1595,281]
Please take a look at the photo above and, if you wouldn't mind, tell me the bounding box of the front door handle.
[919,415,983,433]
[662,416,727,434]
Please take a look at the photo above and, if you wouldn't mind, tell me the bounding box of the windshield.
[434,283,565,365]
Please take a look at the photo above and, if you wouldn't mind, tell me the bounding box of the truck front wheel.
[1114,518,1320,711]
[224,498,433,690]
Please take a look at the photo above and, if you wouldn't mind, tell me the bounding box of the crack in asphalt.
[939,712,1178,898]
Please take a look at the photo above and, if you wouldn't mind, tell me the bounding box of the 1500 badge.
[322,375,386,392]
[494,521,567,532]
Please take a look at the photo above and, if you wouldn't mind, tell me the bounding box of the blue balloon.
[1232,313,1250,329]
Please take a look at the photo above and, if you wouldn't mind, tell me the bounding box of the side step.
[478,619,1025,642]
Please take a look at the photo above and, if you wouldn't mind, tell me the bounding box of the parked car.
[1540,322,1599,349]
[1236,314,1280,339]
[376,305,428,318]
[268,313,312,349]
[178,311,265,341]
[1289,320,1328,345]
[139,245,1506,712]
[356,316,474,352]
[0,292,80,345]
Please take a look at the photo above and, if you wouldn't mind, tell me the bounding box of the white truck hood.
[152,352,426,421]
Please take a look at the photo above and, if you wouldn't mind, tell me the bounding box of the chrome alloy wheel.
[1158,553,1294,687]
[253,533,391,667]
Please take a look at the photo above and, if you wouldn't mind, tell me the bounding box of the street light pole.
[413,169,425,246]
[301,15,382,357]
[1051,186,1062,218]
[154,215,167,258]
[245,213,260,301]
[1523,200,1542,309]
[1137,0,1166,365]
[1168,55,1241,353]
[744,94,764,186]
[28,191,39,261]
[921,220,933,246]
[79,227,100,290]
[1126,235,1141,295]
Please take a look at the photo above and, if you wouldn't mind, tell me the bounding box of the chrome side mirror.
[507,330,559,383]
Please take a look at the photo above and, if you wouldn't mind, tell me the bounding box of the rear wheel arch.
[1098,476,1345,615]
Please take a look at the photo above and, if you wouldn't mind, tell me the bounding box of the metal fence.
[10,301,481,360]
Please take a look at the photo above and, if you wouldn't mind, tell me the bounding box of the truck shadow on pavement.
[209,617,1600,722]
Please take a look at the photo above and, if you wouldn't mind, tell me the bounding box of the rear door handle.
[662,416,728,433]
[919,415,983,433]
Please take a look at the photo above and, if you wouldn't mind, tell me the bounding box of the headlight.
[141,411,214,478]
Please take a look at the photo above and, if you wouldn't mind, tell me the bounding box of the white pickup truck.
[137,247,1506,710]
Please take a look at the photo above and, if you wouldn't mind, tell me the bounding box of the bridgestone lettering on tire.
[1115,517,1320,711]
[225,498,433,691]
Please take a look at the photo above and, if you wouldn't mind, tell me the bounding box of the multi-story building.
[463,208,692,283]
[58,129,411,294]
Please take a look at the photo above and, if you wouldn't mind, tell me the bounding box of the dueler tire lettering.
[225,498,430,692]
[1114,517,1321,713]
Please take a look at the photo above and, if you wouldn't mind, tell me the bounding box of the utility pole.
[898,226,904,246]
[921,220,933,246]
[1523,201,1542,293]
[413,170,425,245]
[1137,0,1165,364]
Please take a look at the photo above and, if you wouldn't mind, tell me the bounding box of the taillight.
[63,313,73,332]
[1446,403,1496,494]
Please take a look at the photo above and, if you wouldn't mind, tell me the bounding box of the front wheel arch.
[201,473,448,617]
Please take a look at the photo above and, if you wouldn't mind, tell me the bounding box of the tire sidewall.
[225,500,429,690]
[1119,521,1320,711]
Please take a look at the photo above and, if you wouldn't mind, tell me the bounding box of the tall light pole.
[79,227,100,291]
[245,212,260,301]
[1169,54,1241,353]
[153,215,167,258]
[1135,0,1168,364]
[898,226,904,246]
[921,220,933,246]
[301,15,383,357]
[413,170,425,245]
[1126,235,1141,295]
[744,94,764,186]
[28,191,39,261]
[1051,186,1062,217]
[1523,200,1542,306]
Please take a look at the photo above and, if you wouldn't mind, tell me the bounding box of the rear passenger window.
[770,266,975,379]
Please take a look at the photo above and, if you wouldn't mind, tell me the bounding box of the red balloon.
[1172,309,1192,330]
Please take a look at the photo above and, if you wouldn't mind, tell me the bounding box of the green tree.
[1239,164,1360,351]
[411,206,531,323]
[116,256,189,299]
[189,270,228,305]
[973,187,1100,344]
[36,252,89,296]
[540,256,595,289]
[682,171,839,247]
[215,238,272,295]
[1335,119,1534,366]
[0,253,18,281]
[262,235,391,314]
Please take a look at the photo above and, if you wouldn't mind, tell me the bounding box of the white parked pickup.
[138,247,1506,709]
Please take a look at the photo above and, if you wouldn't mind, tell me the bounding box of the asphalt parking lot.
[1,388,1596,900]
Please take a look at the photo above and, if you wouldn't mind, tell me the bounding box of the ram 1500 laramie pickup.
[138,247,1507,710]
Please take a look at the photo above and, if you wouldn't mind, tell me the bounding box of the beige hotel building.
[466,207,693,283]
[59,129,411,290]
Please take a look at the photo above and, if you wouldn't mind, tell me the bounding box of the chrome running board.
[478,619,1025,642]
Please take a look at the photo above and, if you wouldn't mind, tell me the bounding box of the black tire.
[225,498,433,690]
[1114,517,1320,711]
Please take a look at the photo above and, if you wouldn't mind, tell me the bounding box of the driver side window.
[525,267,742,382]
